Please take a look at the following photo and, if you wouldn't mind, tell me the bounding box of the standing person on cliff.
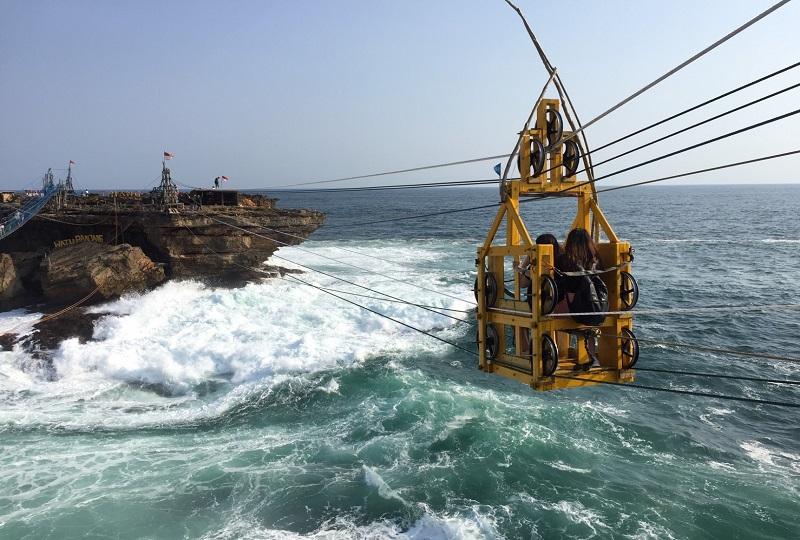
[213,177,220,189]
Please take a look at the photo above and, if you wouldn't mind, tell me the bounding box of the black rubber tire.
[541,334,559,376]
[562,139,580,177]
[479,324,500,360]
[540,275,558,316]
[516,138,546,178]
[473,273,498,307]
[620,271,639,311]
[546,109,563,149]
[620,328,639,369]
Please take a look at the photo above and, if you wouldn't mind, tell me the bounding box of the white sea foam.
[0,308,41,336]
[200,507,500,540]
[0,240,474,429]
[761,239,800,244]
[362,465,407,504]
[741,440,800,473]
[547,460,591,474]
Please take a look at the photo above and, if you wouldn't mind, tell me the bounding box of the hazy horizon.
[2,0,799,191]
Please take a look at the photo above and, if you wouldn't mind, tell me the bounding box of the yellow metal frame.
[476,99,635,391]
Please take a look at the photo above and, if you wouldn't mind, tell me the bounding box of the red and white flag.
[221,175,229,182]
[69,160,76,165]
[163,151,174,160]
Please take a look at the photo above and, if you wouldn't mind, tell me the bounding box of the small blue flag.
[493,163,502,177]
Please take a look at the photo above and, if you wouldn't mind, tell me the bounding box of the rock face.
[0,254,23,301]
[41,243,165,302]
[0,198,325,307]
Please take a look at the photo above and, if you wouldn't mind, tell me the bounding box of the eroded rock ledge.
[0,197,325,348]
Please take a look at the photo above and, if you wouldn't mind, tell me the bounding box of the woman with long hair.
[556,228,603,371]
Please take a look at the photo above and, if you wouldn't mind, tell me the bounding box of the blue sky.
[1,0,799,190]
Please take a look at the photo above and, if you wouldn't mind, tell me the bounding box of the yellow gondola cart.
[476,98,640,391]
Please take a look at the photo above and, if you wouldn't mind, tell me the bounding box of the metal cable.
[285,274,477,355]
[209,216,476,306]
[601,333,800,364]
[634,367,800,386]
[321,145,800,229]
[264,178,501,193]
[553,375,800,408]
[181,223,472,316]
[546,0,793,144]
[248,223,428,270]
[312,286,473,313]
[547,302,800,318]
[522,107,800,202]
[592,59,800,153]
[272,154,510,188]
[263,71,800,195]
[268,32,796,191]
[539,80,800,181]
[201,219,470,320]
[595,149,800,193]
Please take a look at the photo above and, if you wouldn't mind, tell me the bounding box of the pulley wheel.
[473,273,498,307]
[620,328,639,369]
[540,275,558,316]
[620,271,639,310]
[516,138,546,177]
[546,109,564,149]
[478,324,500,360]
[562,139,581,177]
[541,334,558,376]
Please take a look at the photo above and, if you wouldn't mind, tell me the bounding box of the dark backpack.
[568,263,609,326]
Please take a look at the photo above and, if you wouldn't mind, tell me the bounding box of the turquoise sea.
[1,185,798,539]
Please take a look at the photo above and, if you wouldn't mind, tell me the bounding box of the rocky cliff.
[0,197,325,310]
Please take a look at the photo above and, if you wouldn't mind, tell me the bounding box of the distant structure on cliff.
[0,156,325,310]
[150,152,181,212]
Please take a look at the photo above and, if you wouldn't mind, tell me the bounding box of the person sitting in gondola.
[515,233,561,356]
[556,228,606,371]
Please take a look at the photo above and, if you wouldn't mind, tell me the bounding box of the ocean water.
[0,185,798,539]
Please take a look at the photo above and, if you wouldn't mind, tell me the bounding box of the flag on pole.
[221,176,229,182]
[69,160,76,165]
[164,151,174,160]
[493,163,502,177]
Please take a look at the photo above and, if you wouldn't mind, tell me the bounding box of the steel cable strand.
[209,216,476,306]
[284,274,477,356]
[321,145,800,229]
[552,375,800,408]
[546,301,800,318]
[632,367,800,386]
[534,80,800,182]
[249,223,449,269]
[539,0,793,147]
[520,107,800,203]
[180,223,473,315]
[184,225,800,408]
[599,333,800,364]
[263,71,800,196]
[594,149,800,193]
[269,13,795,191]
[200,218,472,321]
